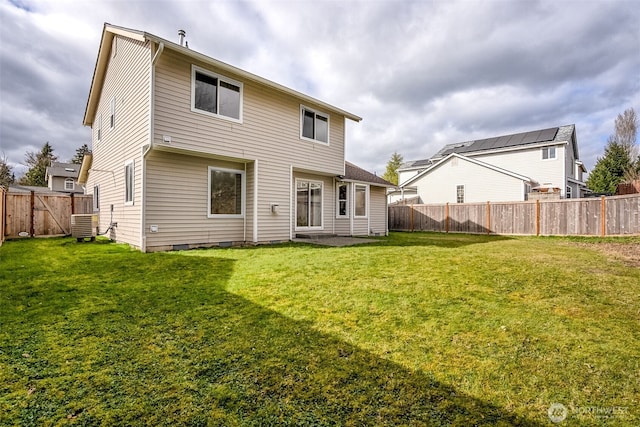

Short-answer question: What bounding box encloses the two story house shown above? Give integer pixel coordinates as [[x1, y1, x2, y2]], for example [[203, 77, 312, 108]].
[[80, 24, 392, 252], [394, 125, 587, 204], [45, 162, 83, 194]]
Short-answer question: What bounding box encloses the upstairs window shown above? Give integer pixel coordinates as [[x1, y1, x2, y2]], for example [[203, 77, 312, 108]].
[[301, 106, 329, 143], [97, 113, 102, 142], [110, 98, 116, 129], [192, 66, 242, 121], [542, 146, 556, 160], [64, 178, 74, 191]]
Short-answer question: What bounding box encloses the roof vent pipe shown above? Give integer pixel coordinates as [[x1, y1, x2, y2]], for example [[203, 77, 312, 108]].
[[178, 29, 186, 46]]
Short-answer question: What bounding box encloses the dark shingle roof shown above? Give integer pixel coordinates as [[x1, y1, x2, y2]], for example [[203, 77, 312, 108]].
[[400, 124, 576, 170], [344, 162, 395, 187], [45, 162, 80, 178], [432, 125, 573, 159]]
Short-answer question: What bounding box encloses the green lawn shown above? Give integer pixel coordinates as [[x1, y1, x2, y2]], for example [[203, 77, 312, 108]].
[[1, 233, 638, 426]]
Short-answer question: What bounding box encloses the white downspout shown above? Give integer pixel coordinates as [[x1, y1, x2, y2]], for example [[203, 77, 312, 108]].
[[140, 41, 164, 252], [290, 165, 293, 240], [243, 162, 247, 243], [349, 183, 354, 236], [253, 159, 258, 243], [367, 185, 370, 236]]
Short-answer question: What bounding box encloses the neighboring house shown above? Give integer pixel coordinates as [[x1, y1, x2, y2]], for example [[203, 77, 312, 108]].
[[80, 23, 392, 252], [45, 162, 83, 194], [396, 125, 588, 204]]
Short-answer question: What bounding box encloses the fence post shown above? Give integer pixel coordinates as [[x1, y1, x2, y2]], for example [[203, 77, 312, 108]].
[[410, 204, 414, 232], [601, 195, 606, 237], [535, 199, 540, 236], [70, 193, 75, 215], [486, 201, 491, 234], [445, 203, 449, 233], [30, 191, 35, 237]]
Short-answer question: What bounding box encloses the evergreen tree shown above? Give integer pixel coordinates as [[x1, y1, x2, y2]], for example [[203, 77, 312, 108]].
[[71, 144, 91, 164], [18, 142, 58, 187], [0, 154, 15, 189], [586, 138, 631, 194], [382, 152, 404, 185]]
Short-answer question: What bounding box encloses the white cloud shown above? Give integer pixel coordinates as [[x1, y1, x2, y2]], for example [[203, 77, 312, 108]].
[[1, 0, 639, 179]]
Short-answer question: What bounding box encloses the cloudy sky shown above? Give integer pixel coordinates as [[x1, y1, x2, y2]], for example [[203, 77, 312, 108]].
[[1, 0, 638, 178]]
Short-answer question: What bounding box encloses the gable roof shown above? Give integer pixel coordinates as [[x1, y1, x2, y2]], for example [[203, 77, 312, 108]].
[[401, 124, 576, 170], [84, 23, 362, 126], [45, 162, 80, 178], [343, 162, 396, 188], [401, 153, 531, 188]]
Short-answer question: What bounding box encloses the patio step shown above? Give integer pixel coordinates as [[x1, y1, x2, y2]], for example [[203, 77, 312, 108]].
[[295, 233, 338, 239]]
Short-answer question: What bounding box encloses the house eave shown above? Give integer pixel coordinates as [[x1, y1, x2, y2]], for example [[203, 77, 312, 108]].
[[84, 23, 362, 126], [401, 153, 532, 187], [338, 178, 397, 188]]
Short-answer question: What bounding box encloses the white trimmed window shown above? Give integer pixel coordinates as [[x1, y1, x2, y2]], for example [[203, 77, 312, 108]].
[[301, 106, 329, 143], [64, 178, 74, 191], [93, 185, 100, 212], [354, 184, 368, 217], [296, 180, 323, 229], [337, 183, 348, 218], [124, 160, 134, 205], [208, 167, 245, 217], [192, 66, 242, 122], [456, 185, 465, 203], [110, 98, 116, 129], [542, 146, 556, 160]]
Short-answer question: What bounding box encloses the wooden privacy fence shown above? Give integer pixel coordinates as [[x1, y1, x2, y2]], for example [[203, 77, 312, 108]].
[[0, 188, 6, 245], [389, 194, 640, 236], [2, 191, 93, 240]]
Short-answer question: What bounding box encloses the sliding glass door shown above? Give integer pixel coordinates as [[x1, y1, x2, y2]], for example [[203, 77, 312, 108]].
[[296, 180, 322, 229]]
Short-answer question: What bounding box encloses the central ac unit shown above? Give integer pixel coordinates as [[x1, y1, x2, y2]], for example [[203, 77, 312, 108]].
[[71, 214, 99, 241]]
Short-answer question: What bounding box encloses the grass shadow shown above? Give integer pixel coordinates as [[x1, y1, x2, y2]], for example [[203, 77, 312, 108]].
[[1, 238, 542, 425]]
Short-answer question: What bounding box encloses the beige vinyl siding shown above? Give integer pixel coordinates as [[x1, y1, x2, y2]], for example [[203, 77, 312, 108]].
[[85, 36, 151, 248], [254, 159, 291, 242], [416, 157, 526, 203], [144, 151, 252, 249], [369, 186, 387, 235], [152, 48, 349, 242], [153, 49, 345, 175], [352, 218, 368, 236], [334, 219, 351, 236]]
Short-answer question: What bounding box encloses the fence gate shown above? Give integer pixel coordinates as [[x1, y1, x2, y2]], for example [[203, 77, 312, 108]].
[[4, 192, 93, 239]]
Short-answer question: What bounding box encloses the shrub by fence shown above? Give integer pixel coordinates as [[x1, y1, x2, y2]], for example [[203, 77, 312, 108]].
[[389, 194, 640, 236], [2, 190, 93, 240]]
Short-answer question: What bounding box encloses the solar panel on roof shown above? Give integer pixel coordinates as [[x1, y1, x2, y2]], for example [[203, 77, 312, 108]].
[[495, 135, 512, 147], [521, 131, 540, 144], [508, 132, 526, 146], [539, 127, 559, 141]]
